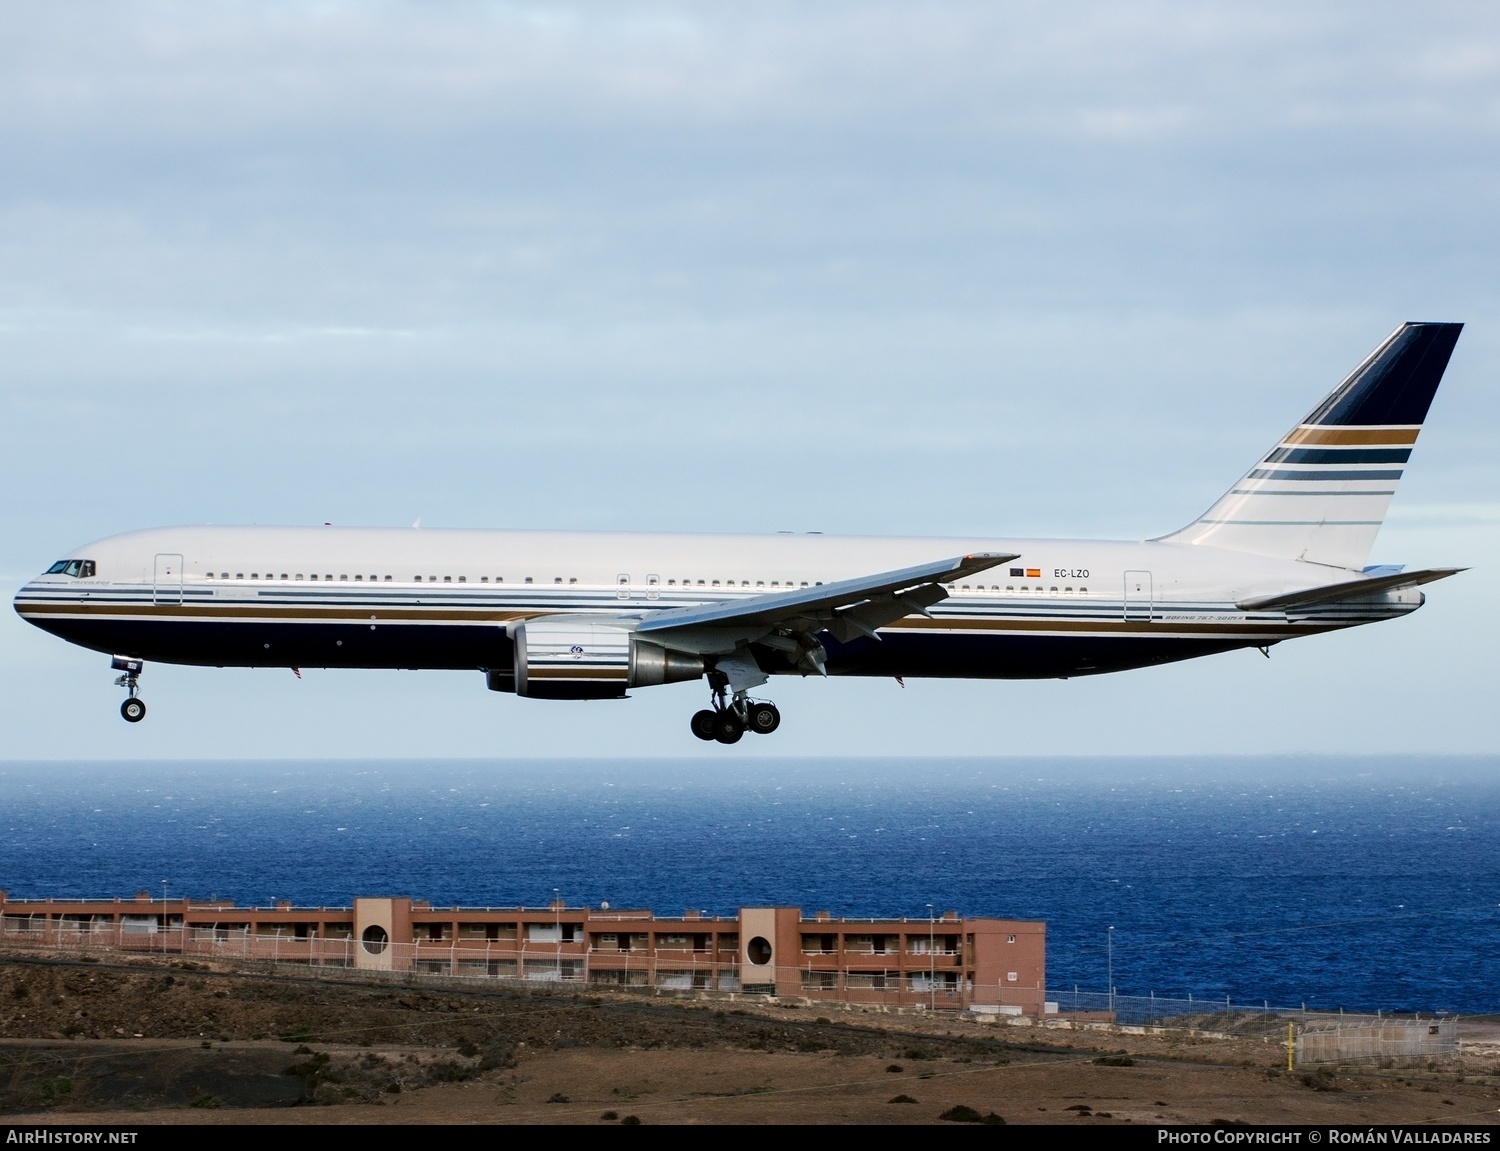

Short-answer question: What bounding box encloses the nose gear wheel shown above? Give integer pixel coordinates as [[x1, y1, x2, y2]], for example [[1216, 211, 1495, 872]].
[[111, 656, 145, 723]]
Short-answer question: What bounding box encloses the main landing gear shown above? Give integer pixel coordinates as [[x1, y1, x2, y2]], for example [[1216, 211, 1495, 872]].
[[112, 656, 146, 723], [690, 676, 781, 745]]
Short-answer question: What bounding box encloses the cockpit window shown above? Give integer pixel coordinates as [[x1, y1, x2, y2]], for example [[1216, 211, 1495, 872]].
[[46, 560, 95, 578]]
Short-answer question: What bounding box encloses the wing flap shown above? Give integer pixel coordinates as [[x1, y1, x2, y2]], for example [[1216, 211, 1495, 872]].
[[1237, 566, 1464, 612], [635, 551, 1017, 639]]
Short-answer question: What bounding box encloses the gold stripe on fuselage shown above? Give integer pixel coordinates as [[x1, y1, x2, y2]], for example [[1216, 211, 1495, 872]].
[[15, 601, 530, 623], [880, 616, 1331, 637], [16, 599, 1332, 639]]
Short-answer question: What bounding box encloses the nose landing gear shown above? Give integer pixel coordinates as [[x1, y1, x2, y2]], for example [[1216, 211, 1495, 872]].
[[112, 656, 146, 723], [689, 678, 780, 744]]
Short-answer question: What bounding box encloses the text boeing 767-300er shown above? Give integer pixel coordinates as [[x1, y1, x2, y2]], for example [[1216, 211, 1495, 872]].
[[15, 322, 1466, 743]]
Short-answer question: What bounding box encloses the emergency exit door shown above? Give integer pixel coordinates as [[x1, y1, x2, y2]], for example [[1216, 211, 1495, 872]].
[[153, 553, 184, 605], [1123, 570, 1153, 621]]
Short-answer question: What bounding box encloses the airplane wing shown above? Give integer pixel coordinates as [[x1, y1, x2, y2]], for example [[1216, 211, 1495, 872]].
[[633, 551, 1017, 674], [1237, 567, 1464, 613]]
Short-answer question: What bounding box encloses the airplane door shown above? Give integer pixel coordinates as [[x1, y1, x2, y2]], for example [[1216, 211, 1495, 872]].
[[154, 553, 184, 605], [1123, 570, 1152, 622]]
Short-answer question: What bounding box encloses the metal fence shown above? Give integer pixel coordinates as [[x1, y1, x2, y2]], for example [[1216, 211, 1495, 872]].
[[1046, 987, 1294, 1028], [1296, 1018, 1457, 1065], [1040, 988, 1459, 1064]]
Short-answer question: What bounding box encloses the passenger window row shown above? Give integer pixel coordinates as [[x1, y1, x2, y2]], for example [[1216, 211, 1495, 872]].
[[206, 572, 396, 582], [663, 579, 811, 588], [948, 583, 1090, 596], [193, 573, 842, 593]]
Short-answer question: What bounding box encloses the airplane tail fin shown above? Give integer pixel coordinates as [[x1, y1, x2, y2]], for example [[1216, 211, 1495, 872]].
[[1160, 321, 1462, 570]]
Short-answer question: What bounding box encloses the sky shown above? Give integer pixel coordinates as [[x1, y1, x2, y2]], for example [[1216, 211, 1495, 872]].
[[1, 1, 1497, 759]]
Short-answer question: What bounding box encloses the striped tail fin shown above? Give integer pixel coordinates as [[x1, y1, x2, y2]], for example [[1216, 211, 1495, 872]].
[[1161, 322, 1462, 570]]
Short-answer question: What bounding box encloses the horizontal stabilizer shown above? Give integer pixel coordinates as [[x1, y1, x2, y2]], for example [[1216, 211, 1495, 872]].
[[1237, 567, 1464, 612]]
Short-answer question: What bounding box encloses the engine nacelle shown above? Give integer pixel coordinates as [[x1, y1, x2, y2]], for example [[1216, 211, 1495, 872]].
[[510, 619, 704, 699]]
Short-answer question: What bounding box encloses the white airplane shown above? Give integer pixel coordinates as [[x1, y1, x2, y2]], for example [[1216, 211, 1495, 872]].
[[15, 322, 1464, 744]]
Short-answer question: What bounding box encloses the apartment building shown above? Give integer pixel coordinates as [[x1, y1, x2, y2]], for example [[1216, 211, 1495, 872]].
[[0, 891, 1045, 1014]]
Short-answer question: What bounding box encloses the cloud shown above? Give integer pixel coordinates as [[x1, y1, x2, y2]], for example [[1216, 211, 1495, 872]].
[[0, 2, 1497, 756], [3, 3, 1498, 144]]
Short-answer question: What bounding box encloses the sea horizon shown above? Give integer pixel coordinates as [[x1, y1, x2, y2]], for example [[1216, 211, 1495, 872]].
[[3, 754, 1497, 1015]]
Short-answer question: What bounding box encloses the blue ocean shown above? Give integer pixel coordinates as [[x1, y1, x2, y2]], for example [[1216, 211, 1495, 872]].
[[2, 756, 1497, 1015]]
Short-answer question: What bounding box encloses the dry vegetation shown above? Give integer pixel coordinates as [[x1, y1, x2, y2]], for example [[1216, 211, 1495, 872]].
[[2, 950, 1498, 1125]]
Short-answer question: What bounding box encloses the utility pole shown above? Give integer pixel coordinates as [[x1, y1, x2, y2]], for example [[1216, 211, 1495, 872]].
[[1107, 926, 1115, 1016], [554, 888, 561, 980], [162, 880, 169, 956]]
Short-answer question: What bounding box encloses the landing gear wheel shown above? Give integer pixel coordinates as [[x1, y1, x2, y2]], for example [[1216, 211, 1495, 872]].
[[712, 712, 744, 744], [747, 702, 781, 735], [120, 698, 146, 723], [690, 709, 718, 741]]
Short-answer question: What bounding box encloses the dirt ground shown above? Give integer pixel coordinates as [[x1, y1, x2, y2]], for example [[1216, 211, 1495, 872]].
[[2, 949, 1497, 1125]]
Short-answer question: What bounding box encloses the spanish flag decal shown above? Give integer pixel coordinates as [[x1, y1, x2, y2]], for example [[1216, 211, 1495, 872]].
[[1025, 568, 1041, 578]]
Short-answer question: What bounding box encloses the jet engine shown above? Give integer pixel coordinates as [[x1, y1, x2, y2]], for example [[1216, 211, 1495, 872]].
[[502, 618, 704, 699]]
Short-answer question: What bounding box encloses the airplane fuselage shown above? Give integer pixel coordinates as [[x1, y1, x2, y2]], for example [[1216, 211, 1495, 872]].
[[14, 524, 1422, 683]]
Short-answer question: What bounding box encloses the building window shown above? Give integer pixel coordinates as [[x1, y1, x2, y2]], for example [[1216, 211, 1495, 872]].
[[1007, 935, 1016, 943]]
